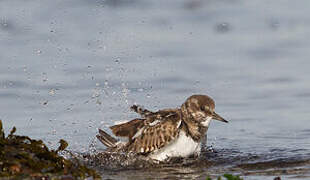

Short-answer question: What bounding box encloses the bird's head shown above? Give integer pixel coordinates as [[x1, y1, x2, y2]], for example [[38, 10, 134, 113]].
[[181, 94, 228, 127]]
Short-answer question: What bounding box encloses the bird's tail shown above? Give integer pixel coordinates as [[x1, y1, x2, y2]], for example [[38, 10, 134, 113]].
[[96, 129, 118, 148]]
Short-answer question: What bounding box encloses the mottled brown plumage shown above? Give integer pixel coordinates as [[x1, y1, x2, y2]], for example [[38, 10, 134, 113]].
[[97, 94, 228, 160]]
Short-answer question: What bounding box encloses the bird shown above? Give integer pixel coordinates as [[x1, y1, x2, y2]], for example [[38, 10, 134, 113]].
[[96, 94, 228, 161]]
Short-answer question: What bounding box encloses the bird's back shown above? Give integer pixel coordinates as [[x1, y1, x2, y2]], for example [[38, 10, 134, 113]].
[[110, 108, 183, 154]]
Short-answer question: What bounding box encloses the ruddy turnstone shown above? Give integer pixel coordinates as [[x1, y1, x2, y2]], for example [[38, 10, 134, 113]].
[[97, 94, 228, 161]]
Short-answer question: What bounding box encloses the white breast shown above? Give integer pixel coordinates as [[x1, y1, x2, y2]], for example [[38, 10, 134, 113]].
[[148, 130, 201, 161]]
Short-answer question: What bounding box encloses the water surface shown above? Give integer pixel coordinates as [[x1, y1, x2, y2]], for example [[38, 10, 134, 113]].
[[1, 0, 310, 179]]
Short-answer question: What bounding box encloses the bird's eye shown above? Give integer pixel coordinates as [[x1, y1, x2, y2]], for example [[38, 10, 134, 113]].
[[200, 106, 205, 111]]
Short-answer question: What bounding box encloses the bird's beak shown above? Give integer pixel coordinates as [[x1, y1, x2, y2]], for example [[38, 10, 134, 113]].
[[212, 112, 228, 123]]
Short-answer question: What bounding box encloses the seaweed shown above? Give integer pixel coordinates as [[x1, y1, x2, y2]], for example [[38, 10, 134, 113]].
[[0, 120, 101, 179], [206, 174, 243, 180]]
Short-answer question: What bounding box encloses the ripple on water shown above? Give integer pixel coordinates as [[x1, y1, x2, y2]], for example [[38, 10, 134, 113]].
[[74, 147, 310, 179]]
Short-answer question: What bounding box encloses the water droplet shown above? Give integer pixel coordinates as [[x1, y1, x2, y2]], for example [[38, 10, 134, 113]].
[[52, 129, 56, 135], [42, 72, 48, 82], [146, 94, 151, 98], [49, 89, 56, 95], [42, 100, 48, 105], [194, 80, 200, 86], [96, 99, 102, 105], [115, 57, 120, 64], [104, 80, 109, 86], [92, 89, 101, 98], [269, 19, 280, 30], [215, 22, 231, 33], [36, 50, 42, 55]]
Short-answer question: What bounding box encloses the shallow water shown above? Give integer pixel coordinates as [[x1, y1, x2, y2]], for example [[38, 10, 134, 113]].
[[1, 0, 310, 179]]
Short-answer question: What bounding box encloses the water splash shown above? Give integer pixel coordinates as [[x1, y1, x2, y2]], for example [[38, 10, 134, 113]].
[[74, 147, 310, 179]]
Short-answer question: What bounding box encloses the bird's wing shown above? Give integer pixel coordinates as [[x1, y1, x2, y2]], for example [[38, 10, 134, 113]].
[[110, 118, 145, 140], [130, 105, 155, 118], [111, 106, 180, 140], [96, 129, 118, 147], [126, 115, 182, 154], [130, 105, 179, 119]]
